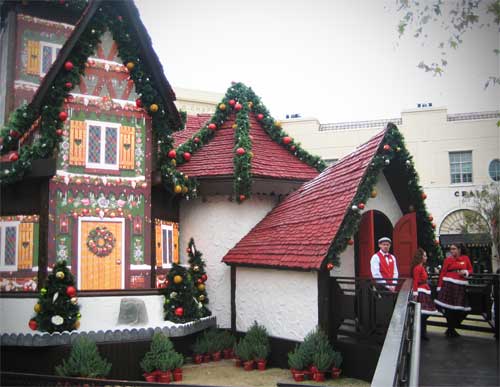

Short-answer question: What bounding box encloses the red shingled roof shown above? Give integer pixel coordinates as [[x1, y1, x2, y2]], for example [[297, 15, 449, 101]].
[[222, 128, 387, 270], [175, 113, 319, 181]]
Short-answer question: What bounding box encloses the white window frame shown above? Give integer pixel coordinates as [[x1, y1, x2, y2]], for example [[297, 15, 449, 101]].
[[161, 224, 174, 268], [489, 159, 500, 182], [0, 221, 19, 271], [39, 41, 62, 76], [449, 150, 473, 184], [85, 120, 121, 170]]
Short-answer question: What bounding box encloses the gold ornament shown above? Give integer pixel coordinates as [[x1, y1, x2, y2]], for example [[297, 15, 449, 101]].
[[182, 186, 188, 194], [70, 297, 78, 305], [74, 320, 80, 329], [126, 62, 135, 71], [171, 159, 177, 166], [149, 104, 159, 113], [274, 121, 282, 127], [219, 103, 226, 111], [248, 151, 254, 158], [77, 312, 81, 319], [34, 303, 41, 313], [174, 185, 182, 194], [197, 284, 205, 291], [193, 265, 200, 272], [55, 271, 65, 280], [248, 101, 253, 108], [370, 190, 377, 198], [199, 295, 205, 301], [184, 175, 189, 181], [174, 275, 183, 284], [232, 124, 238, 129]]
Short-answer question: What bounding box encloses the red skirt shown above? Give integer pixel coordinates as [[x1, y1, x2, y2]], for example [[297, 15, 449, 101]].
[[435, 280, 471, 311], [415, 290, 440, 315]]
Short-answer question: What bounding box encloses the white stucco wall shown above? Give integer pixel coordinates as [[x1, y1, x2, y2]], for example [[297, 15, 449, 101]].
[[235, 267, 318, 341], [179, 195, 277, 329], [363, 172, 403, 226]]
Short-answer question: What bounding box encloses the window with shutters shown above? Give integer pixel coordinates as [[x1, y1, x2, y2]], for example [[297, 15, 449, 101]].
[[161, 224, 174, 267], [85, 121, 120, 170], [0, 222, 19, 271], [40, 42, 62, 76], [155, 221, 179, 268]]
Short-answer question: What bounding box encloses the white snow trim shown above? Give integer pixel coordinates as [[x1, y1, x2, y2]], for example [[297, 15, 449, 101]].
[[442, 277, 469, 286], [130, 264, 151, 270], [434, 299, 471, 311], [421, 309, 441, 316], [55, 171, 146, 182]]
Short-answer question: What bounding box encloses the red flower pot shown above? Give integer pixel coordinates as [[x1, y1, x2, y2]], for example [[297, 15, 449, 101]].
[[309, 365, 318, 374], [158, 370, 171, 383], [223, 349, 233, 359], [194, 354, 203, 364], [302, 369, 312, 380], [173, 368, 183, 382], [257, 359, 267, 371], [212, 351, 222, 361], [203, 354, 211, 363], [235, 358, 242, 367], [243, 360, 255, 371], [292, 372, 305, 382], [331, 367, 342, 378], [143, 372, 156, 382], [313, 371, 325, 382]]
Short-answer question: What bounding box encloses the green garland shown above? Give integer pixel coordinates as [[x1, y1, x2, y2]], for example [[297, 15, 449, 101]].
[[0, 1, 196, 198], [324, 123, 443, 268], [174, 82, 326, 202]]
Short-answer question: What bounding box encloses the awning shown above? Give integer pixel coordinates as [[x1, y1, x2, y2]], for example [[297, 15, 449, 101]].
[[439, 233, 491, 247]]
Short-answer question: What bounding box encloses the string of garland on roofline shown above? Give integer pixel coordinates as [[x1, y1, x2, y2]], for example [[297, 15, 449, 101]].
[[324, 123, 443, 270], [172, 82, 327, 202], [0, 1, 193, 198]]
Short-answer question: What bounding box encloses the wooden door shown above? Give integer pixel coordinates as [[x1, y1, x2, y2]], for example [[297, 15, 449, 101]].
[[80, 220, 123, 290], [357, 211, 374, 278], [393, 212, 417, 277]]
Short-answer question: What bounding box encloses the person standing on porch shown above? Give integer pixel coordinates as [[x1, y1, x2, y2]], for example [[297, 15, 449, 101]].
[[370, 237, 399, 292], [435, 243, 472, 338], [411, 248, 440, 340]]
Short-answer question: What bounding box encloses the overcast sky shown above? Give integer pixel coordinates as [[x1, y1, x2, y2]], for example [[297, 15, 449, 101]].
[[136, 0, 500, 123]]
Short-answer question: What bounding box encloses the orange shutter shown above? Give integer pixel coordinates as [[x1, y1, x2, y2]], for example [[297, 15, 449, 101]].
[[69, 120, 86, 166], [173, 223, 179, 264], [26, 40, 40, 75], [155, 222, 162, 267], [119, 126, 135, 169], [17, 222, 34, 270]]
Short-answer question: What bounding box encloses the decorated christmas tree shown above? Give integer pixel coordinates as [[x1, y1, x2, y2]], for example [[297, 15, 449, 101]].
[[29, 260, 80, 333], [163, 264, 201, 323], [187, 238, 211, 317]]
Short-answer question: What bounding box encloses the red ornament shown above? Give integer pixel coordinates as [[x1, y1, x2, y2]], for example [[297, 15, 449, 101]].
[[197, 278, 203, 284], [234, 103, 243, 111], [283, 136, 292, 145], [194, 137, 200, 144], [208, 123, 217, 131], [236, 147, 245, 156], [0, 137, 3, 145], [326, 263, 334, 271], [28, 319, 38, 331], [358, 202, 365, 209], [432, 222, 436, 229], [183, 152, 191, 161], [64, 61, 74, 71], [239, 194, 246, 202], [229, 99, 236, 106], [257, 113, 264, 121], [347, 239, 354, 245], [64, 82, 73, 89], [290, 145, 296, 152], [9, 152, 19, 162], [175, 307, 184, 317], [55, 129, 63, 136], [435, 239, 440, 245], [168, 150, 176, 159], [9, 129, 20, 138], [421, 193, 427, 200], [201, 274, 208, 282], [428, 215, 433, 221], [59, 111, 68, 121], [66, 286, 77, 297], [383, 144, 391, 151], [135, 98, 142, 108]]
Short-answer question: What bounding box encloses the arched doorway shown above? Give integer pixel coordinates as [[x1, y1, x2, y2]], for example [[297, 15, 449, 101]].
[[439, 209, 492, 272]]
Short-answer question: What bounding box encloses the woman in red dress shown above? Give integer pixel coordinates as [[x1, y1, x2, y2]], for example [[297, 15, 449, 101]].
[[435, 243, 472, 337], [411, 248, 439, 340]]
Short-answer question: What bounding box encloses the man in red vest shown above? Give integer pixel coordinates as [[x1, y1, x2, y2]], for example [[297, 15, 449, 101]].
[[370, 237, 399, 292]]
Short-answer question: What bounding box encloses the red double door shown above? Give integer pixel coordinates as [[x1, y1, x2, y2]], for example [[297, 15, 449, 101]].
[[357, 211, 417, 278]]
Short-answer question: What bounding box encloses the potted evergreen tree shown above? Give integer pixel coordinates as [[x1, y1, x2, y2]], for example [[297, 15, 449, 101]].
[[192, 335, 206, 364], [156, 352, 172, 383], [237, 340, 254, 371], [221, 331, 236, 359], [141, 332, 183, 382], [331, 351, 343, 378], [254, 344, 270, 371], [140, 352, 157, 382], [288, 347, 306, 381], [171, 352, 184, 381]]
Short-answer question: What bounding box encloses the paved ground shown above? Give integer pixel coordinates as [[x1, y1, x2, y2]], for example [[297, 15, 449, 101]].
[[419, 324, 499, 386]]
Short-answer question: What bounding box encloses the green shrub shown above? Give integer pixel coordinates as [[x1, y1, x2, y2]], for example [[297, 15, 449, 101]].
[[235, 340, 252, 362], [192, 334, 208, 355], [312, 349, 334, 372], [220, 331, 236, 350], [253, 344, 270, 361], [288, 347, 306, 370], [141, 332, 183, 373], [300, 328, 329, 367], [151, 332, 174, 354], [171, 352, 184, 370], [156, 352, 172, 372], [332, 351, 343, 368], [55, 337, 111, 378], [244, 321, 270, 360]]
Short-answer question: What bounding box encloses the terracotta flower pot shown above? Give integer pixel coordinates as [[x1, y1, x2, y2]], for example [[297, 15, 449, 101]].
[[292, 372, 305, 382], [173, 368, 183, 382], [143, 372, 156, 382], [235, 358, 242, 367], [257, 359, 267, 371], [223, 349, 233, 359], [313, 371, 325, 382], [331, 367, 342, 378], [203, 354, 211, 363], [309, 365, 318, 374], [243, 360, 255, 371], [212, 351, 222, 361], [194, 354, 203, 364], [158, 370, 171, 383]]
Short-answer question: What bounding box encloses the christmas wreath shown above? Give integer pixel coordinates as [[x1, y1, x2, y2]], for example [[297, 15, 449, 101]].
[[86, 227, 115, 257]]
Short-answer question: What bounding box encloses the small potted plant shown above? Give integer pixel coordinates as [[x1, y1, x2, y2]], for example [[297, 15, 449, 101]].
[[331, 351, 343, 379], [140, 352, 157, 382], [156, 352, 172, 383], [254, 344, 269, 371], [312, 349, 334, 382], [192, 337, 205, 364], [221, 331, 236, 359], [236, 341, 254, 371], [171, 352, 184, 382], [288, 347, 306, 382]]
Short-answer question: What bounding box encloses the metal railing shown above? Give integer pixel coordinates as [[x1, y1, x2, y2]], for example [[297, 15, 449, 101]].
[[371, 279, 420, 387]]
